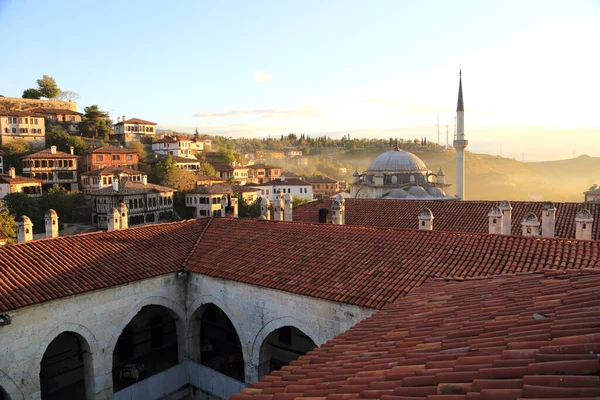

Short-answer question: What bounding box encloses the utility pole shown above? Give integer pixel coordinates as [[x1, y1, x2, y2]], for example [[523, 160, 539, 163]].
[[446, 125, 449, 147]]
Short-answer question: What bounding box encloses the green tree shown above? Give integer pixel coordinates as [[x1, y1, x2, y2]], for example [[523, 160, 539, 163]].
[[202, 162, 216, 176], [292, 195, 309, 208], [3, 193, 42, 229], [45, 124, 88, 154], [36, 75, 60, 99], [0, 209, 17, 244], [152, 155, 197, 191], [217, 148, 236, 164], [22, 88, 41, 99], [2, 139, 30, 155], [127, 141, 146, 159], [235, 194, 262, 218], [80, 105, 113, 140]]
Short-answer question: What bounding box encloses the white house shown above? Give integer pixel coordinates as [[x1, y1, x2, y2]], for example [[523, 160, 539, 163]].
[[249, 176, 313, 202], [152, 135, 195, 159]]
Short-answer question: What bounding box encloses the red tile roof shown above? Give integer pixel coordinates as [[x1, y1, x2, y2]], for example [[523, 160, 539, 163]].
[[114, 118, 157, 125], [0, 219, 209, 312], [85, 145, 138, 155], [235, 270, 600, 400], [185, 218, 600, 309], [294, 199, 600, 240], [266, 177, 311, 186], [28, 107, 83, 116], [80, 167, 143, 177], [1, 218, 600, 313], [154, 135, 192, 144], [22, 148, 79, 159], [0, 111, 45, 117], [0, 174, 43, 185]]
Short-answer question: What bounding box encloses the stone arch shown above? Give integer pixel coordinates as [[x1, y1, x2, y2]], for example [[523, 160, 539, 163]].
[[251, 316, 320, 380], [106, 296, 186, 361], [36, 327, 97, 400], [187, 296, 246, 382], [0, 369, 24, 400], [108, 296, 186, 392]]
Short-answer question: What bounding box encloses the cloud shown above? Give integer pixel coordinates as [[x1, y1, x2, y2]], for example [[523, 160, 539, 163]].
[[254, 70, 272, 83], [193, 106, 322, 119]]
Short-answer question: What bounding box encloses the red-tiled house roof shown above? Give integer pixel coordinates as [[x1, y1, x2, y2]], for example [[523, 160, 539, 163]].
[[1, 218, 600, 313], [294, 199, 600, 240], [84, 145, 138, 155], [0, 219, 209, 312], [22, 148, 79, 159], [114, 118, 157, 125], [235, 270, 600, 400], [185, 219, 600, 309]]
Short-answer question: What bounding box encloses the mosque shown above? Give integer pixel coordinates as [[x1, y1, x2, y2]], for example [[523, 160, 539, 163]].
[[351, 71, 467, 200]]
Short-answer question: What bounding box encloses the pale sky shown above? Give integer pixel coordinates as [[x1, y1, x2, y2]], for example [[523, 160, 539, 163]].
[[1, 0, 599, 160]]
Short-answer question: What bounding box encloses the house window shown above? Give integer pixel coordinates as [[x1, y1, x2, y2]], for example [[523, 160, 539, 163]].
[[24, 118, 28, 124], [12, 128, 16, 133], [97, 155, 103, 161], [35, 118, 38, 124], [4, 128, 7, 133], [18, 118, 22, 123], [126, 155, 133, 161], [112, 155, 120, 161]]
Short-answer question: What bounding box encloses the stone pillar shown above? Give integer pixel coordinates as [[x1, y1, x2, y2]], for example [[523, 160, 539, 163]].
[[17, 215, 33, 242], [541, 201, 556, 238], [418, 208, 433, 231], [521, 213, 540, 237], [283, 193, 293, 222], [488, 205, 503, 235], [119, 202, 128, 229], [230, 197, 239, 218], [575, 207, 593, 240], [273, 192, 284, 221], [44, 209, 59, 238], [499, 200, 512, 235], [220, 196, 228, 217], [107, 208, 120, 231]]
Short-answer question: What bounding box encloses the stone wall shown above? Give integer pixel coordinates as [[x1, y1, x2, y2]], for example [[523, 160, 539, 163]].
[[0, 97, 78, 112], [0, 272, 375, 399]]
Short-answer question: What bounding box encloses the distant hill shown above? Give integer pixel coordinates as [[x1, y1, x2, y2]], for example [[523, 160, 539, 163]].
[[331, 148, 599, 202]]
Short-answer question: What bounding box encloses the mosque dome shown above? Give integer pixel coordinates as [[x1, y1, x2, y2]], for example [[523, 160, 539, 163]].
[[427, 187, 446, 198], [366, 148, 427, 172], [408, 186, 427, 198], [386, 188, 409, 199]]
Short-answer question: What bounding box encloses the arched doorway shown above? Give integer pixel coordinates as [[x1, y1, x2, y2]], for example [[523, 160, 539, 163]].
[[195, 304, 244, 382], [112, 305, 179, 391], [259, 326, 317, 378], [39, 332, 93, 400]]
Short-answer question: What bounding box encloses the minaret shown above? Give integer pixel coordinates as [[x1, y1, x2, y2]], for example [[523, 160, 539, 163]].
[[453, 70, 468, 199]]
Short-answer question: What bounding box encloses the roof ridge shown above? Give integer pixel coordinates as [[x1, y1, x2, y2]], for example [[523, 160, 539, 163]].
[[182, 217, 214, 269]]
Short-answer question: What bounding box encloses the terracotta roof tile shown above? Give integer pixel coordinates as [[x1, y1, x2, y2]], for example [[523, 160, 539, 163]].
[[294, 199, 600, 240], [22, 148, 79, 159], [241, 271, 600, 399]]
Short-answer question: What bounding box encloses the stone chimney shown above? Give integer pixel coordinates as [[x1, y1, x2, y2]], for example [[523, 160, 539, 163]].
[[260, 197, 270, 220], [142, 175, 148, 185], [521, 213, 540, 237], [352, 170, 360, 184], [107, 208, 120, 231], [575, 207, 593, 240], [331, 194, 345, 225], [487, 205, 503, 235], [220, 196, 228, 217], [273, 191, 284, 221], [281, 175, 286, 182], [50, 146, 57, 155], [541, 201, 556, 238], [98, 178, 103, 189], [418, 208, 433, 231], [8, 167, 15, 179], [17, 215, 33, 243], [119, 202, 128, 229], [499, 200, 512, 235], [122, 115, 126, 123], [112, 178, 119, 192], [283, 193, 293, 221], [230, 197, 239, 218], [70, 146, 74, 155], [44, 209, 59, 239], [374, 171, 384, 186]]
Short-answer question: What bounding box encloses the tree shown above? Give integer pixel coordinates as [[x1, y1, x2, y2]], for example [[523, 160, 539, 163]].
[[202, 162, 216, 176], [292, 195, 309, 208], [80, 105, 113, 140], [22, 88, 41, 99], [235, 194, 262, 218], [36, 75, 60, 99], [2, 139, 30, 155], [217, 148, 236, 164], [127, 141, 146, 159], [56, 90, 80, 101], [45, 124, 88, 154], [0, 210, 17, 244], [152, 155, 197, 191], [3, 193, 42, 229]]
